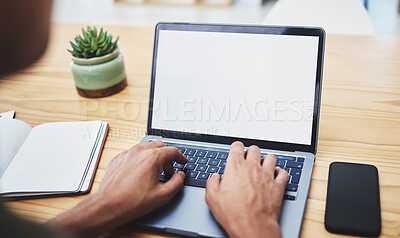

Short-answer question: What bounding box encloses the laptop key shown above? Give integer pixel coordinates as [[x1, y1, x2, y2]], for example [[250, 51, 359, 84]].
[[186, 171, 198, 178], [283, 195, 296, 200], [196, 165, 208, 172], [177, 148, 186, 154], [207, 166, 219, 173], [205, 151, 218, 158], [208, 159, 219, 166], [216, 153, 228, 160], [195, 150, 207, 157], [276, 159, 286, 167], [291, 173, 300, 184], [286, 161, 303, 169], [184, 163, 196, 170], [173, 163, 184, 169], [297, 157, 305, 162], [219, 160, 227, 167], [197, 158, 208, 164], [284, 167, 291, 173], [218, 167, 225, 174], [187, 156, 197, 163], [285, 184, 298, 192], [184, 149, 196, 156], [275, 155, 296, 161], [185, 178, 207, 188], [290, 168, 302, 176], [198, 172, 210, 180]]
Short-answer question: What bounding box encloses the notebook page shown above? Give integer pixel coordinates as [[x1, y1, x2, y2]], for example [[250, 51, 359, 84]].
[[0, 119, 32, 177], [0, 121, 101, 194]]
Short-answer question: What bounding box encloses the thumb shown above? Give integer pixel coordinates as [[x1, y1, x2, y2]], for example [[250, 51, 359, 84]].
[[274, 167, 289, 190], [205, 173, 221, 206], [159, 171, 185, 204]]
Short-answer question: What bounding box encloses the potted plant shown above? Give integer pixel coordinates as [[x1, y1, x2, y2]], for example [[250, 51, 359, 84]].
[[68, 26, 127, 98]]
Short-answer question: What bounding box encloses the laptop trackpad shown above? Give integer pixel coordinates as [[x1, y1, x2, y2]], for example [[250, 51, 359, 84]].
[[134, 186, 226, 237]]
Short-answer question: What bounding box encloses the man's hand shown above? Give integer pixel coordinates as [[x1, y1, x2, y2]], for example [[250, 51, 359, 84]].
[[47, 140, 188, 237], [205, 141, 289, 238], [97, 140, 188, 221]]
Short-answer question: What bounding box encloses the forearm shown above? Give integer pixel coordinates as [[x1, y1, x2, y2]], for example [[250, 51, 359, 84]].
[[46, 193, 123, 238]]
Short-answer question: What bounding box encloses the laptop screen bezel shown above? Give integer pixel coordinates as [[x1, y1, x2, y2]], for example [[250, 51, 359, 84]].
[[146, 22, 325, 154]]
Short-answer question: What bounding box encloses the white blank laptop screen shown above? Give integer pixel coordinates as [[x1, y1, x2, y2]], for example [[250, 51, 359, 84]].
[[152, 30, 319, 145]]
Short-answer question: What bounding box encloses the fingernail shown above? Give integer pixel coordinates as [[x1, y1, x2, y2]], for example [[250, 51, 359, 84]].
[[179, 171, 185, 178]]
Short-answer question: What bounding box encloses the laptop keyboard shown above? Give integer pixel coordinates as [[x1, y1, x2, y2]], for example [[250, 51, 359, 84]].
[[159, 143, 304, 200]]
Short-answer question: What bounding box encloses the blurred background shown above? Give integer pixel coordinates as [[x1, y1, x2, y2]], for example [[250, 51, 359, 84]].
[[52, 0, 400, 36]]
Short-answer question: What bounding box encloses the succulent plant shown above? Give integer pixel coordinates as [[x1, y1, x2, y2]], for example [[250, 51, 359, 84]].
[[68, 26, 119, 59]]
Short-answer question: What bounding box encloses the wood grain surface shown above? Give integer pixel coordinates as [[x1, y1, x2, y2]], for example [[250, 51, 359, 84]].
[[0, 24, 399, 237]]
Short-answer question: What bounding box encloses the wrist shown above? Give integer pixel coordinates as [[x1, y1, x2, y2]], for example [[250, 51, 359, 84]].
[[47, 193, 122, 238], [225, 215, 281, 238]]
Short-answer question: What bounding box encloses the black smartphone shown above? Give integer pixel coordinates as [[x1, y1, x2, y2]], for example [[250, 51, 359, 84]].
[[325, 162, 381, 237]]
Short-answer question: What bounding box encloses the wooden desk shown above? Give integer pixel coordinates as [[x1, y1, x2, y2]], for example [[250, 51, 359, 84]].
[[1, 24, 399, 237]]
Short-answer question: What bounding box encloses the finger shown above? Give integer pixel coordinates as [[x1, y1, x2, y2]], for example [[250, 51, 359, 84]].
[[143, 140, 165, 149], [159, 171, 185, 203], [274, 167, 289, 190], [226, 141, 245, 166], [206, 173, 221, 194], [154, 146, 188, 166], [245, 145, 261, 165], [206, 173, 221, 205], [163, 161, 174, 175], [262, 154, 277, 176], [130, 140, 165, 153]]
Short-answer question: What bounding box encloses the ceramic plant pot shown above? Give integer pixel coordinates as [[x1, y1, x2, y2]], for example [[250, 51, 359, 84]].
[[71, 48, 127, 98]]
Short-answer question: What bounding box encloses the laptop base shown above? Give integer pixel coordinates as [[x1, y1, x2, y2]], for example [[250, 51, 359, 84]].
[[134, 136, 313, 238]]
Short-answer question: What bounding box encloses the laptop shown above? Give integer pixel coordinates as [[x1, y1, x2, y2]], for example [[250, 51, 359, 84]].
[[136, 22, 325, 238]]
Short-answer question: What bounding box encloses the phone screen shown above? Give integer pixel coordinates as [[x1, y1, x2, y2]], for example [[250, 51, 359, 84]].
[[325, 162, 381, 237]]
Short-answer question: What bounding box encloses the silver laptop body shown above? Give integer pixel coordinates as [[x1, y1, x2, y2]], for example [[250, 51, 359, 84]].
[[135, 22, 325, 238]]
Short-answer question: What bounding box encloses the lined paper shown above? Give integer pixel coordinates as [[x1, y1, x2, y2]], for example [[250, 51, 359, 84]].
[[0, 119, 32, 177], [0, 121, 101, 194]]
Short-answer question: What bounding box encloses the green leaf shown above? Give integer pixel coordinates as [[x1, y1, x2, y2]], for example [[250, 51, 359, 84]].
[[112, 36, 119, 47], [68, 49, 83, 58], [76, 40, 84, 49], [102, 45, 114, 55], [101, 43, 110, 52], [81, 28, 86, 38], [98, 31, 106, 44], [91, 37, 98, 51], [78, 38, 90, 48], [98, 28, 104, 39], [104, 34, 111, 44], [98, 40, 106, 48], [84, 48, 94, 58], [93, 26, 98, 38], [78, 35, 89, 45], [98, 35, 108, 48], [70, 41, 82, 53], [95, 49, 102, 57]]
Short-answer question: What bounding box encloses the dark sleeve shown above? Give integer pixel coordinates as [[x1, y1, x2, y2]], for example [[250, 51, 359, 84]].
[[0, 202, 70, 238]]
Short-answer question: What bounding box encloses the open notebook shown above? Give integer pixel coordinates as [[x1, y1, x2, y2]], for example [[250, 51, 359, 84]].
[[0, 119, 108, 199]]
